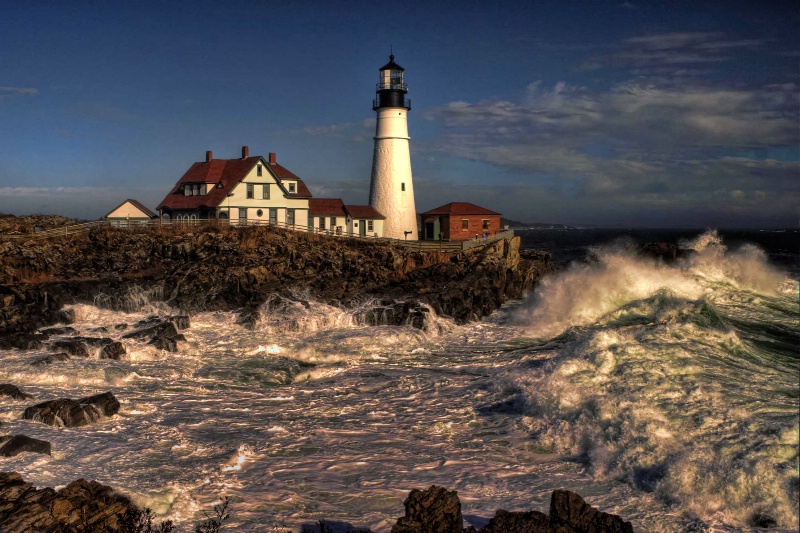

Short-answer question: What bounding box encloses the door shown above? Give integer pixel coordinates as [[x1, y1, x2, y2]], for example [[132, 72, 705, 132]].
[[238, 208, 247, 225], [359, 220, 366, 237]]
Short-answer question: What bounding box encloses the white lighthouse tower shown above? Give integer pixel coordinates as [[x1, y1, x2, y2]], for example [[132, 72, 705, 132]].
[[369, 55, 417, 240]]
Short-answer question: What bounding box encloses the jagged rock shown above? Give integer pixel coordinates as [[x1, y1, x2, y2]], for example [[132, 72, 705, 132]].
[[391, 487, 634, 533], [0, 385, 30, 401], [0, 471, 136, 532], [30, 353, 70, 367], [548, 489, 634, 533], [22, 392, 120, 428], [99, 341, 126, 360], [481, 509, 549, 532], [121, 318, 178, 341], [391, 485, 463, 533], [0, 435, 51, 457], [48, 339, 89, 357], [1, 225, 555, 336]]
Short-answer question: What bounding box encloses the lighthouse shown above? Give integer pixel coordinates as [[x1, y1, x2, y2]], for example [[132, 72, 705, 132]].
[[369, 55, 417, 240]]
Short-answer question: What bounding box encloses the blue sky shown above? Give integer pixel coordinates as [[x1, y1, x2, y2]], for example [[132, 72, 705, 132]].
[[1, 0, 797, 227]]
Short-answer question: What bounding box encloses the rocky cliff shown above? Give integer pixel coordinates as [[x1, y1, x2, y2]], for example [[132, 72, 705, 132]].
[[1, 222, 556, 334]]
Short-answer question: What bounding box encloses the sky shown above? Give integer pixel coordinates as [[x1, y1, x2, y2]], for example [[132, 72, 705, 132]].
[[1, 0, 798, 228]]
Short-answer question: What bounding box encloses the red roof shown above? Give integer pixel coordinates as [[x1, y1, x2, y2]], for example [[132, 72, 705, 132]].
[[157, 155, 312, 211], [309, 198, 347, 217], [345, 205, 385, 219], [420, 202, 501, 217]]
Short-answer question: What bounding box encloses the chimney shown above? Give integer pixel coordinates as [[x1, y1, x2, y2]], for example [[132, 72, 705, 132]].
[[205, 150, 213, 163], [269, 152, 276, 164], [242, 145, 249, 158]]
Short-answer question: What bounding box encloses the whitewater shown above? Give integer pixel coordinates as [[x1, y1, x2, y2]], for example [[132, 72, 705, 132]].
[[0, 231, 797, 532]]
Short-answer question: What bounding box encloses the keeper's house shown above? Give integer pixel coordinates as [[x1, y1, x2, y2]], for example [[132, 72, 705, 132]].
[[420, 202, 501, 241], [156, 147, 312, 227], [105, 199, 158, 227]]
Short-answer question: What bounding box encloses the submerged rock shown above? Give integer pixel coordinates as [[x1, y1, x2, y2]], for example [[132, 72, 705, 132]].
[[0, 385, 30, 401], [30, 352, 70, 367], [0, 435, 51, 457], [481, 509, 549, 532], [99, 341, 126, 360], [22, 391, 120, 428]]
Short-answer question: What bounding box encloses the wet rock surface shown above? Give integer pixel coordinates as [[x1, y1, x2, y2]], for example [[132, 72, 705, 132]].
[[0, 471, 136, 532], [0, 385, 30, 401], [22, 391, 121, 428], [0, 435, 51, 457]]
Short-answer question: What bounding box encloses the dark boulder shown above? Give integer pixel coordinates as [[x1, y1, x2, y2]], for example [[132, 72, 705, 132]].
[[22, 392, 120, 428], [121, 318, 178, 341], [549, 489, 634, 533], [0, 385, 30, 401], [0, 435, 51, 457], [0, 333, 47, 350], [391, 485, 463, 533], [0, 472, 137, 532], [481, 509, 549, 532], [48, 339, 89, 357], [30, 353, 70, 367], [390, 487, 635, 533], [99, 341, 126, 360]]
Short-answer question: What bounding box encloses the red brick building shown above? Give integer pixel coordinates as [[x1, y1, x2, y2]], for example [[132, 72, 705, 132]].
[[420, 202, 501, 241]]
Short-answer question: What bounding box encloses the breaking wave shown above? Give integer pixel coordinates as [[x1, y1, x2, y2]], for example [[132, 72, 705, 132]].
[[508, 230, 799, 528]]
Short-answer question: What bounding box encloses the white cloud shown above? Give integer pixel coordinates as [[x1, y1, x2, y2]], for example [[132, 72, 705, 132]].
[[0, 86, 38, 99]]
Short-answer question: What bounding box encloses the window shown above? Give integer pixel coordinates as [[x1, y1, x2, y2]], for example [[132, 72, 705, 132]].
[[401, 183, 405, 191], [269, 208, 277, 225], [286, 209, 295, 226], [256, 209, 263, 217], [262, 184, 270, 199], [288, 183, 296, 193], [330, 216, 336, 227], [367, 220, 374, 232], [482, 219, 490, 229], [257, 164, 262, 177], [461, 219, 469, 230], [247, 184, 254, 199], [319, 217, 326, 230]]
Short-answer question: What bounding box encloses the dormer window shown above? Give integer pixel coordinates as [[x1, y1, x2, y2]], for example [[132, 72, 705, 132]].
[[288, 183, 296, 193], [183, 183, 206, 196]]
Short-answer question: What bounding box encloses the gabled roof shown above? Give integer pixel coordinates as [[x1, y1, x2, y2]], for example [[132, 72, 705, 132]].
[[105, 199, 157, 219], [309, 198, 347, 217], [345, 205, 385, 220], [157, 154, 312, 211], [420, 202, 501, 217]]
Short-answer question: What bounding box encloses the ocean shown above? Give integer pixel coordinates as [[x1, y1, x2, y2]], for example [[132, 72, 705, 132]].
[[0, 229, 797, 532]]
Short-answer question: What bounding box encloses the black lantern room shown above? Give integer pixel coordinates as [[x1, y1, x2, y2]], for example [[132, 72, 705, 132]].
[[373, 55, 410, 110]]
